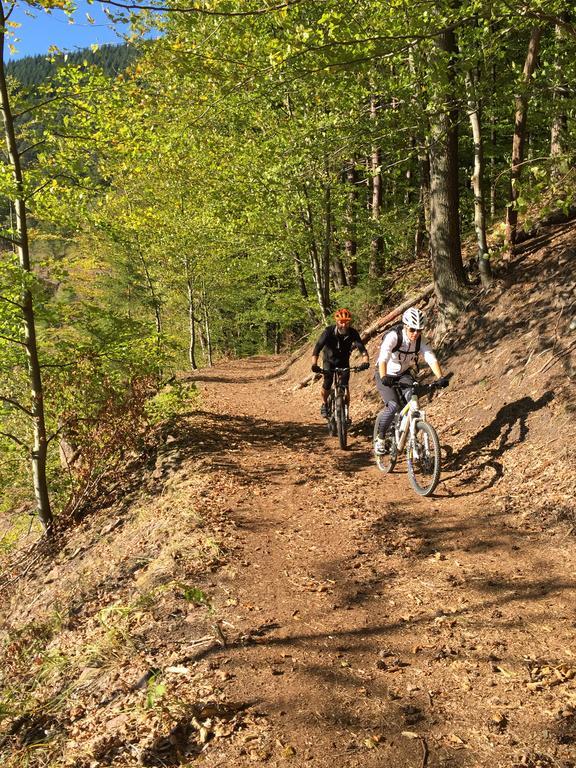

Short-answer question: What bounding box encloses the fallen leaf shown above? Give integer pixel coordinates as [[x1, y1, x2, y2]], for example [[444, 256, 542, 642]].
[[494, 665, 514, 678], [165, 665, 190, 675]]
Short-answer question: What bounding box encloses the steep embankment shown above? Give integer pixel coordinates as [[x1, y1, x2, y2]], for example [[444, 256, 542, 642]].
[[0, 225, 575, 768]]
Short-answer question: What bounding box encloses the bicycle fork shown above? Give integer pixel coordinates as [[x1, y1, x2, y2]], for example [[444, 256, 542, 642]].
[[395, 401, 425, 454]]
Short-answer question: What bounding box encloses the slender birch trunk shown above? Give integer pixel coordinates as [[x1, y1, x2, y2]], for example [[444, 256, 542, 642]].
[[505, 27, 542, 250], [0, 4, 53, 534], [344, 159, 358, 287], [301, 188, 329, 321], [185, 257, 197, 370], [321, 181, 331, 310], [369, 91, 384, 278], [466, 71, 492, 287], [550, 15, 570, 178], [201, 280, 213, 367]]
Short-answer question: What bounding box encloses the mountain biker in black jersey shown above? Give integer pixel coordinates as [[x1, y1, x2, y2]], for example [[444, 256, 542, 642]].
[[311, 308, 370, 418], [374, 307, 448, 453]]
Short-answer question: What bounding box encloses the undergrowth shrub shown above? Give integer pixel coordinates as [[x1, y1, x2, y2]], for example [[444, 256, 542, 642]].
[[61, 375, 157, 522], [145, 382, 198, 424]]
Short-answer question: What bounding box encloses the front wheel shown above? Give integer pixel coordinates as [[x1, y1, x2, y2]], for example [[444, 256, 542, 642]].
[[373, 409, 396, 473], [406, 420, 441, 496], [335, 395, 347, 449], [326, 393, 336, 436]]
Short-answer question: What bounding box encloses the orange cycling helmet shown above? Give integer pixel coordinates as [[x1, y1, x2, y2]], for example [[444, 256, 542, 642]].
[[334, 308, 352, 323]]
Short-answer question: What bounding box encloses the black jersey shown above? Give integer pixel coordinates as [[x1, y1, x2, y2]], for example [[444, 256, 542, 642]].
[[312, 325, 367, 365]]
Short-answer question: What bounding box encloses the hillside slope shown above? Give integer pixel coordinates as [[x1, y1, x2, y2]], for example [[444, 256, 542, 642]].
[[0, 224, 575, 768]]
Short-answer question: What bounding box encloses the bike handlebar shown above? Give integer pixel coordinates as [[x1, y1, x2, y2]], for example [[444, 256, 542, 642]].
[[386, 376, 450, 395], [319, 365, 364, 374]]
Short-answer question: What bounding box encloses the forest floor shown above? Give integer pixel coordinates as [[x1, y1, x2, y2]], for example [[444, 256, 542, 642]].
[[1, 223, 576, 768]]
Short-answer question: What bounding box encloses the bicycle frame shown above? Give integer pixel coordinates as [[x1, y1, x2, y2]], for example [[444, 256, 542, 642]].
[[394, 391, 425, 452], [331, 369, 348, 399], [320, 365, 363, 449]]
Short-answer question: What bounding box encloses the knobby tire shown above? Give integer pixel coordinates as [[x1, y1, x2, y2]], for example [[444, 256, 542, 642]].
[[373, 408, 396, 473], [406, 420, 441, 496], [335, 395, 347, 449]]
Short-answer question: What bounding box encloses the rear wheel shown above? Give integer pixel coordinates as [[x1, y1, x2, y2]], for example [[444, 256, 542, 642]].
[[373, 409, 396, 473], [406, 420, 441, 496], [335, 395, 347, 449]]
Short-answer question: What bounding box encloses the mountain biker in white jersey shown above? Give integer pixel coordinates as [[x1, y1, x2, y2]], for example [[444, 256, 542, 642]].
[[374, 307, 448, 454]]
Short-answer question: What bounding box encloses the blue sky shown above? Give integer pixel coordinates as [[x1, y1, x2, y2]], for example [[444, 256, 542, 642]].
[[7, 1, 134, 60]]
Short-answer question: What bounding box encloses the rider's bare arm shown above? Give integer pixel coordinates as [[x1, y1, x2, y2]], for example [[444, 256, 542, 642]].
[[422, 349, 443, 378]]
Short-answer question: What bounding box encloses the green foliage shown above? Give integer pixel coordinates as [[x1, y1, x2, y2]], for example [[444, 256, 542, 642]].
[[145, 382, 198, 425], [2, 0, 576, 535], [175, 584, 211, 608], [145, 672, 167, 710]]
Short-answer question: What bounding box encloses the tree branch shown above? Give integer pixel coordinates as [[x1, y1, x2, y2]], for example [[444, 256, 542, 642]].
[[29, 174, 101, 199], [0, 332, 26, 347], [0, 294, 24, 309], [503, 3, 576, 39], [5, 3, 16, 23], [0, 430, 28, 449], [14, 99, 58, 121], [0, 396, 33, 417], [0, 232, 21, 246], [96, 0, 306, 16], [18, 140, 46, 158]]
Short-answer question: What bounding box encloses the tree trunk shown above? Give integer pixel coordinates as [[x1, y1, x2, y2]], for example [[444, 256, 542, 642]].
[[331, 256, 347, 291], [321, 182, 331, 310], [550, 14, 570, 178], [369, 93, 384, 277], [301, 188, 329, 321], [466, 71, 492, 287], [0, 7, 53, 535], [292, 250, 308, 299], [505, 27, 542, 250], [344, 159, 358, 287], [428, 25, 468, 316], [409, 47, 430, 259], [415, 150, 431, 259], [201, 280, 213, 367], [185, 256, 198, 370]]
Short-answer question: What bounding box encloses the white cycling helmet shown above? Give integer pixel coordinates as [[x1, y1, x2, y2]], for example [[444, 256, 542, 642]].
[[402, 307, 425, 330]]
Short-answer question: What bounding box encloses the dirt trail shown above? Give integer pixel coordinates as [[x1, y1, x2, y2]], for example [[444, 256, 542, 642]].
[[182, 355, 576, 768], [2, 230, 575, 768]]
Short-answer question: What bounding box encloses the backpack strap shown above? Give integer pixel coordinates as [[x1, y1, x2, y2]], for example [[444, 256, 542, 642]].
[[391, 324, 404, 354], [391, 324, 421, 359]]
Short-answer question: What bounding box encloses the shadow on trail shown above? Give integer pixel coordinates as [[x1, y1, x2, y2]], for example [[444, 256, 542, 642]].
[[146, 409, 340, 494], [444, 392, 553, 479], [363, 501, 528, 563], [174, 569, 575, 766]]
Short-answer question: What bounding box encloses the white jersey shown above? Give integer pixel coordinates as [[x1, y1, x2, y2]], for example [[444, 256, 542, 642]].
[[376, 327, 438, 376]]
